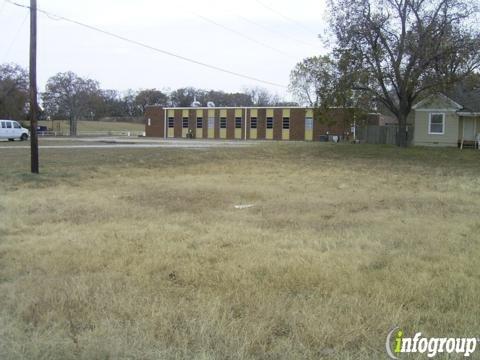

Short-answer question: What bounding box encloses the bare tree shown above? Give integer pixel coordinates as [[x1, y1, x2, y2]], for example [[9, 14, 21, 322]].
[[328, 0, 480, 146], [244, 87, 279, 106]]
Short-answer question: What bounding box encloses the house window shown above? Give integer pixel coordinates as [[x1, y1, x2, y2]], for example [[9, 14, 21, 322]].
[[196, 117, 203, 128], [266, 117, 273, 129], [220, 117, 227, 129], [168, 117, 174, 128], [429, 113, 444, 134], [182, 117, 189, 128], [250, 117, 257, 129], [283, 117, 290, 129], [235, 117, 242, 129]]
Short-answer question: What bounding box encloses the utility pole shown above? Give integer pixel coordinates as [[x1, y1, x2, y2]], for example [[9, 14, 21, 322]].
[[29, 0, 39, 173]]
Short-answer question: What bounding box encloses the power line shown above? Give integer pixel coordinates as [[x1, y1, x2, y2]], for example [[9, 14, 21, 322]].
[[233, 12, 319, 49], [193, 12, 298, 59], [254, 0, 320, 38], [206, 2, 321, 53], [1, 12, 28, 62], [5, 0, 287, 88]]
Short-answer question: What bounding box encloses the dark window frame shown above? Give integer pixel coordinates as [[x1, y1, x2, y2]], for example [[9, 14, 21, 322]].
[[220, 117, 227, 129], [266, 117, 273, 129], [235, 117, 242, 129]]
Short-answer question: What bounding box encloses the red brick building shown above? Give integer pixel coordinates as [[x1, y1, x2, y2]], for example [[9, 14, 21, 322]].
[[145, 106, 372, 141]]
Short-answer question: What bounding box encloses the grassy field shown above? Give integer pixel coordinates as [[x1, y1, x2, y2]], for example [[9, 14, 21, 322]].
[[23, 120, 145, 133], [0, 142, 479, 359]]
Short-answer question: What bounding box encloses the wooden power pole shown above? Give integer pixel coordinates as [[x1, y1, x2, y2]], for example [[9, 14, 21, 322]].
[[29, 0, 39, 173]]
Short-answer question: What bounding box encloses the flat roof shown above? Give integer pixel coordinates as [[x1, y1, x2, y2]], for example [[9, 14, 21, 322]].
[[145, 106, 359, 110], [147, 106, 309, 110]]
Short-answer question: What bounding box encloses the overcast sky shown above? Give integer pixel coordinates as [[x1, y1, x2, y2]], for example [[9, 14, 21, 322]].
[[0, 0, 328, 100]]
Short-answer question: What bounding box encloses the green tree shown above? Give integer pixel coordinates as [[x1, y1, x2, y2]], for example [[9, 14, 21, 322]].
[[135, 89, 169, 114], [98, 89, 125, 118], [0, 63, 29, 120], [328, 0, 480, 146], [202, 90, 253, 107], [42, 72, 101, 135], [169, 87, 204, 107], [289, 56, 338, 107]]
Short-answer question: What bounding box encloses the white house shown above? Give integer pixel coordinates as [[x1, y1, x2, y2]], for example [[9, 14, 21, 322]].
[[412, 89, 480, 147]]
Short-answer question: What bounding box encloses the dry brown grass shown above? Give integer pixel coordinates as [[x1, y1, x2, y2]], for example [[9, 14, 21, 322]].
[[1, 142, 479, 359]]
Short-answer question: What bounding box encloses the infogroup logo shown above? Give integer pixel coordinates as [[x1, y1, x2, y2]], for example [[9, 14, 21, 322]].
[[386, 327, 478, 359]]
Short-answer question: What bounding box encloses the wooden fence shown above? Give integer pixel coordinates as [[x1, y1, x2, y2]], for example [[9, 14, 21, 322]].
[[356, 125, 414, 145]]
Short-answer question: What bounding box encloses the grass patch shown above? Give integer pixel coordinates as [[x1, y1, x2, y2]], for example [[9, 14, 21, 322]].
[[21, 120, 145, 133], [0, 142, 479, 359]]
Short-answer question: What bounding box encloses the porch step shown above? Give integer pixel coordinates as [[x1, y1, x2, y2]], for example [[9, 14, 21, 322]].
[[460, 139, 477, 150]]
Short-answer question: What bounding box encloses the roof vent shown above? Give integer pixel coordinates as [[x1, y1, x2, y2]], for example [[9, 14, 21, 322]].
[[191, 95, 202, 107]]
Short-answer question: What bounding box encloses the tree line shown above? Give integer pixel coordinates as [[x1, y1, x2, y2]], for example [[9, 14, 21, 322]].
[[0, 64, 295, 124], [2, 0, 478, 145]]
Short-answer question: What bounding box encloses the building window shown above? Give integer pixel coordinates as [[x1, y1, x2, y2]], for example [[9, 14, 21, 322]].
[[220, 117, 227, 129], [196, 117, 203, 128], [208, 117, 214, 129], [182, 117, 189, 128], [267, 117, 273, 129], [168, 117, 174, 128], [283, 117, 290, 129], [251, 117, 257, 129], [305, 117, 313, 130], [429, 113, 444, 134], [235, 117, 242, 129]]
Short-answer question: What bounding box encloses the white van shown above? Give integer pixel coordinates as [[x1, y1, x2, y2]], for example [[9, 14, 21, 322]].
[[0, 120, 30, 141]]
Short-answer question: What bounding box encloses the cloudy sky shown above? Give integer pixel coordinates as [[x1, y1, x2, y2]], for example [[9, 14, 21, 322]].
[[0, 0, 328, 100]]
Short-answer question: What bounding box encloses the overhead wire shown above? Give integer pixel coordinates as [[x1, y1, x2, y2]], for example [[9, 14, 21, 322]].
[[233, 12, 319, 49], [254, 0, 320, 38], [1, 11, 28, 62], [192, 12, 298, 59], [4, 0, 287, 88]]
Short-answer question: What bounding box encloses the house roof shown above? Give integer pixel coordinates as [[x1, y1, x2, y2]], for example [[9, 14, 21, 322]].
[[413, 80, 480, 114], [412, 93, 463, 110], [447, 86, 480, 113]]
